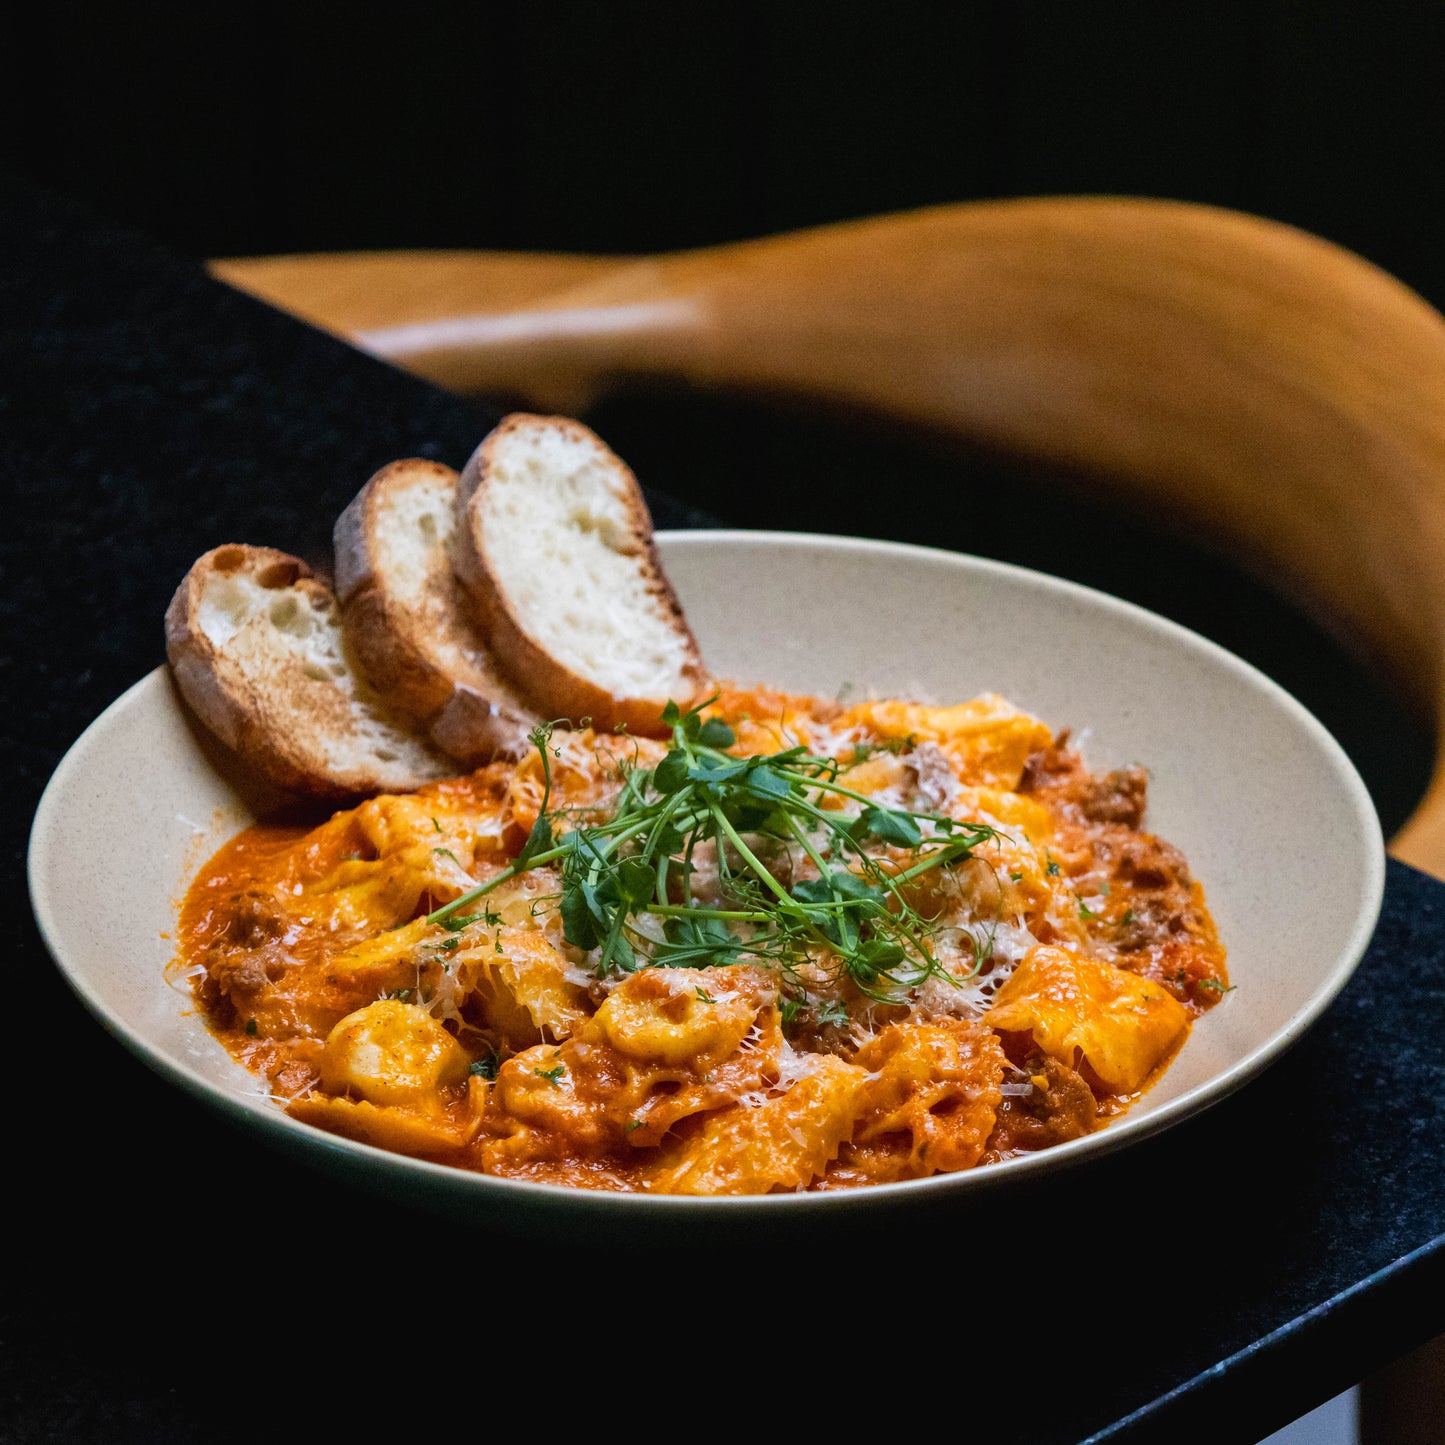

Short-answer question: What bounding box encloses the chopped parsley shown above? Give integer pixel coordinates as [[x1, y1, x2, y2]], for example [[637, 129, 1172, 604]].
[[469, 1050, 500, 1081]]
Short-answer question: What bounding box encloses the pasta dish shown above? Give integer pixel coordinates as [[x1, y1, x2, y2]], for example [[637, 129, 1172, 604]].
[[176, 685, 1228, 1195]]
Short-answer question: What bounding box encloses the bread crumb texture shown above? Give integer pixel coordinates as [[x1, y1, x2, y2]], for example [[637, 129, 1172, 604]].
[[481, 423, 695, 700], [190, 551, 451, 790]]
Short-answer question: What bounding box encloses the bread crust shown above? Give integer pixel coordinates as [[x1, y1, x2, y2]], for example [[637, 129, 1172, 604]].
[[165, 543, 453, 799], [334, 458, 460, 721], [452, 413, 710, 736], [334, 458, 538, 760], [428, 685, 535, 765]]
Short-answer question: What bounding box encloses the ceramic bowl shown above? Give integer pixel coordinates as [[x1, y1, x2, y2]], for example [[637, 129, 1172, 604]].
[[27, 531, 1385, 1238]]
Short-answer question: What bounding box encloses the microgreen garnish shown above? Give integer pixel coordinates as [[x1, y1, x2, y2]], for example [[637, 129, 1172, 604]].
[[440, 907, 502, 932], [845, 735, 915, 763], [424, 700, 1000, 1006], [469, 1050, 500, 1080], [534, 1063, 566, 1085]]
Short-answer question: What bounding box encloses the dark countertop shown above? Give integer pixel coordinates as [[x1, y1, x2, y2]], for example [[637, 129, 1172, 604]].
[[6, 170, 1443, 1443]]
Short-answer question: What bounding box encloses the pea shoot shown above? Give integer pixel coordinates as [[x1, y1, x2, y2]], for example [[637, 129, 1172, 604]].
[[425, 701, 1001, 1005]]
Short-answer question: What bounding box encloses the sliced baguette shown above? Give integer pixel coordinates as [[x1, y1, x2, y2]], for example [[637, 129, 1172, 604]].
[[165, 544, 455, 799], [452, 414, 709, 735], [333, 458, 537, 763]]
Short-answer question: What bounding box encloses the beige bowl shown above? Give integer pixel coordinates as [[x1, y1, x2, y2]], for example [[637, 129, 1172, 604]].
[[27, 531, 1385, 1237]]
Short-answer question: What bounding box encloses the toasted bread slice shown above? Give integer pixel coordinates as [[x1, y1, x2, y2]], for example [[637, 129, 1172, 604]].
[[165, 545, 455, 799], [452, 414, 709, 735], [333, 458, 537, 763]]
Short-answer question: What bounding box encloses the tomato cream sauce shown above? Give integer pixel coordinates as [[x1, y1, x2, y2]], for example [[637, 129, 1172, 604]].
[[176, 686, 1228, 1194]]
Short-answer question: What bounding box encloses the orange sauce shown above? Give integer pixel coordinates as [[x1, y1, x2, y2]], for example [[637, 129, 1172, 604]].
[[174, 688, 1228, 1194]]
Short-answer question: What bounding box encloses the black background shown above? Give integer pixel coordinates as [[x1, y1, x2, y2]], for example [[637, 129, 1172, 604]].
[[5, 0, 1444, 302]]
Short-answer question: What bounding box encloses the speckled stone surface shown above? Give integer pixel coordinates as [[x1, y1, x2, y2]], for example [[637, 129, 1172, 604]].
[[5, 168, 1443, 1443]]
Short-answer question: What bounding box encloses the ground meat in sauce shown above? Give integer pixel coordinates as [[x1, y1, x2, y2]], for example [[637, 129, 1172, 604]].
[[1111, 898, 1188, 953], [985, 1055, 1098, 1156], [1018, 736, 1224, 1000], [1078, 766, 1149, 827], [203, 889, 293, 994], [1019, 737, 1148, 829]]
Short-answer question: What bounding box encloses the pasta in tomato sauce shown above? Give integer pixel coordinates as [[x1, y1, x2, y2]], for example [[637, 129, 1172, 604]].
[[176, 684, 1228, 1194]]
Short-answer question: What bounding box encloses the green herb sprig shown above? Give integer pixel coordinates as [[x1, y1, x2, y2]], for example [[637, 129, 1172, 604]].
[[425, 701, 999, 1005]]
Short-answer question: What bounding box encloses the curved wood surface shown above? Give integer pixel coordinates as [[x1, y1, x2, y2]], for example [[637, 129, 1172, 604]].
[[211, 197, 1445, 877]]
